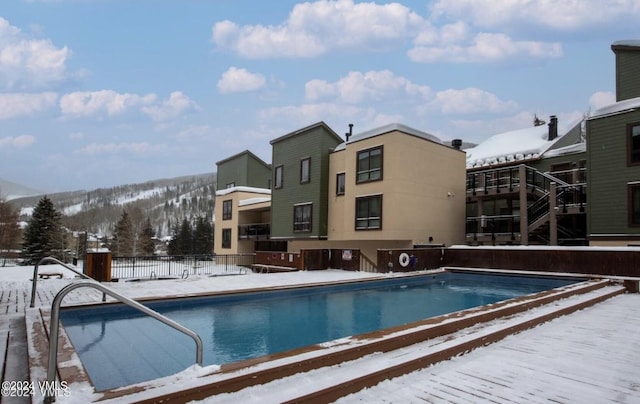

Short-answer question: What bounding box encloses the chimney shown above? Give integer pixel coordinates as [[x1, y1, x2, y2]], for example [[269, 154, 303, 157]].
[[451, 139, 463, 150], [345, 123, 353, 141], [548, 115, 558, 141]]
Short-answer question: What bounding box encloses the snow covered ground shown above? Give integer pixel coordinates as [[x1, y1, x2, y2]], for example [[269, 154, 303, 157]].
[[2, 263, 639, 403]]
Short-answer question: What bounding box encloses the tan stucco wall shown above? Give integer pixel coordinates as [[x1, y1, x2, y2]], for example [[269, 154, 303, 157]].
[[328, 131, 466, 247], [214, 189, 270, 255]]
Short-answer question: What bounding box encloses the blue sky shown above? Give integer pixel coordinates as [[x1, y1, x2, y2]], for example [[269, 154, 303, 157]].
[[0, 0, 638, 193]]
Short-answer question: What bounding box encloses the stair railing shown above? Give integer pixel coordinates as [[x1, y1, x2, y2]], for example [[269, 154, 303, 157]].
[[44, 280, 203, 403]]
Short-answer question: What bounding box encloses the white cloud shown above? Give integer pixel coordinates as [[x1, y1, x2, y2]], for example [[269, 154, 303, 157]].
[[77, 142, 166, 155], [424, 88, 518, 115], [0, 92, 57, 119], [60, 90, 197, 121], [429, 0, 640, 31], [173, 125, 210, 140], [409, 32, 562, 63], [259, 102, 363, 127], [141, 91, 199, 121], [212, 0, 425, 58], [0, 134, 36, 148], [0, 17, 71, 89], [217, 67, 266, 93], [60, 90, 156, 118], [589, 91, 616, 111], [305, 70, 430, 104]]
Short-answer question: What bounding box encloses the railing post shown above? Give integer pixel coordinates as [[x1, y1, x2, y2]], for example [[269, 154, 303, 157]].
[[550, 182, 558, 246], [519, 165, 529, 245]]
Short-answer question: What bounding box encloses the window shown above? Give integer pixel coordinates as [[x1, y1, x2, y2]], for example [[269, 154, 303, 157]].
[[274, 165, 283, 189], [357, 146, 383, 183], [293, 203, 312, 232], [226, 182, 235, 189], [336, 172, 345, 195], [222, 229, 232, 248], [300, 157, 310, 184], [222, 200, 232, 220], [629, 184, 640, 226], [355, 195, 382, 230], [629, 123, 640, 165]]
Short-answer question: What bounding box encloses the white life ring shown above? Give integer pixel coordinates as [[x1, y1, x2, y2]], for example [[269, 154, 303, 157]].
[[398, 252, 410, 267]]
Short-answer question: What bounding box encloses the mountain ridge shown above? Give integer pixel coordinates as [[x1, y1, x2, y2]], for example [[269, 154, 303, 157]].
[[9, 172, 217, 238]]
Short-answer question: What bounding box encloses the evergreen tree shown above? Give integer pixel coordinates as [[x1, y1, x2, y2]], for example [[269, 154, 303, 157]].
[[112, 210, 134, 256], [0, 198, 21, 266], [177, 218, 193, 255], [138, 217, 155, 256], [22, 196, 63, 264], [193, 216, 213, 254]]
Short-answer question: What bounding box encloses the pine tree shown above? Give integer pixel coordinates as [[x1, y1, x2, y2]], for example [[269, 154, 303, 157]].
[[112, 210, 134, 256], [0, 198, 21, 266], [22, 196, 63, 264], [138, 217, 155, 256], [193, 216, 213, 255], [177, 218, 192, 255]]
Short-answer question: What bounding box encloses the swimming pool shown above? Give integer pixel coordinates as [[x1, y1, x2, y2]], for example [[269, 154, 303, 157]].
[[59, 271, 583, 391]]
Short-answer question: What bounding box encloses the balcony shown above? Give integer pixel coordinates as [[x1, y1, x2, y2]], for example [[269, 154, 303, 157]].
[[238, 223, 270, 240]]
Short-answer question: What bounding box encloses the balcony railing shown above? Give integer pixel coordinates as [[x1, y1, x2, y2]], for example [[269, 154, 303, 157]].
[[466, 215, 520, 239], [238, 223, 270, 240]]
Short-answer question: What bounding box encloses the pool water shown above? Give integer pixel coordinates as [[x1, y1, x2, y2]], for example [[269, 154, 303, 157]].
[[59, 271, 582, 390]]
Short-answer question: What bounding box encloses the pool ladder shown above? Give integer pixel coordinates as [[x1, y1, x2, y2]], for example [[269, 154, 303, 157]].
[[29, 257, 204, 404]]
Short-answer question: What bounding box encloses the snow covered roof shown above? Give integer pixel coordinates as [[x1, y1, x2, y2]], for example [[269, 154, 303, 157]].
[[215, 186, 271, 196], [542, 142, 587, 159], [239, 196, 270, 207], [334, 123, 442, 151], [465, 118, 582, 169], [589, 96, 640, 120]]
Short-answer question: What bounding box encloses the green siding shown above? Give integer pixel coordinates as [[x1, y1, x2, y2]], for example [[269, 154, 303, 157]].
[[270, 124, 342, 239], [530, 151, 586, 175], [216, 151, 270, 190], [615, 49, 640, 101], [587, 109, 640, 235]]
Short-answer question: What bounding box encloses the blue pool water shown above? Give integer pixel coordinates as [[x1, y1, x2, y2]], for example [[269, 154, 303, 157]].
[[59, 271, 582, 390]]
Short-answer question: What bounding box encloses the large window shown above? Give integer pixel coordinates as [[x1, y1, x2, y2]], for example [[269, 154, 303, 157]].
[[222, 200, 232, 220], [355, 195, 382, 230], [336, 172, 345, 195], [293, 203, 312, 232], [357, 146, 383, 183], [274, 165, 283, 189], [629, 184, 640, 226], [629, 123, 640, 165], [222, 228, 232, 248], [300, 157, 310, 184]]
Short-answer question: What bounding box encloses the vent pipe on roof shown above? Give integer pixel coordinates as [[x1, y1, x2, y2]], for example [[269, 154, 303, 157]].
[[451, 139, 463, 150], [548, 115, 558, 141], [345, 123, 353, 141]]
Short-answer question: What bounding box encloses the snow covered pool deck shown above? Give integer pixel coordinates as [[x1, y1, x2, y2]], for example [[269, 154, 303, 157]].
[[20, 270, 630, 403]]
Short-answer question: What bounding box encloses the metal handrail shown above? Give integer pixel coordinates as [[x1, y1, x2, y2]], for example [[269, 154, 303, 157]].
[[44, 280, 203, 403], [30, 257, 98, 308]]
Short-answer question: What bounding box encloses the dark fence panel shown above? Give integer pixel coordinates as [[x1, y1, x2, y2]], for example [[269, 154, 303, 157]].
[[445, 247, 640, 277], [254, 251, 301, 268], [377, 248, 445, 273]]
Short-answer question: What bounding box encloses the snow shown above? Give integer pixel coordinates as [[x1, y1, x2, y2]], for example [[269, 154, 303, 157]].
[[114, 187, 164, 205], [239, 197, 270, 206], [3, 263, 639, 403], [215, 186, 271, 196], [465, 118, 582, 169], [589, 95, 640, 119]]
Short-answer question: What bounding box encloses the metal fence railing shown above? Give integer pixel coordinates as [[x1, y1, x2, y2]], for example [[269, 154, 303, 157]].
[[110, 254, 255, 280]]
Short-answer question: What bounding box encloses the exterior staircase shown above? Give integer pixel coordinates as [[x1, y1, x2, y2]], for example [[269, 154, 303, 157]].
[[466, 164, 587, 246]]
